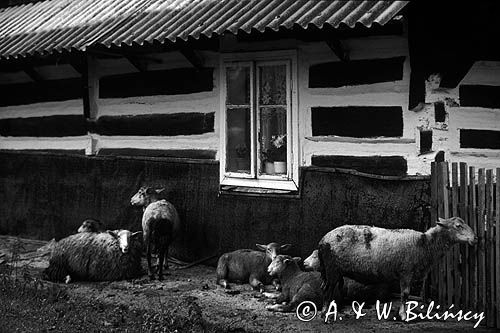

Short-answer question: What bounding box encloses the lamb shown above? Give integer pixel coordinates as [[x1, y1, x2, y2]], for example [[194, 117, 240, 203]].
[[130, 186, 181, 281], [318, 217, 477, 320], [43, 229, 142, 282], [77, 219, 104, 233], [264, 255, 323, 312], [216, 242, 291, 292], [303, 249, 391, 304]]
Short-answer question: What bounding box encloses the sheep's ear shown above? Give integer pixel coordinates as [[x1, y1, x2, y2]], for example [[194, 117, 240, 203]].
[[436, 218, 449, 228], [156, 188, 165, 194], [131, 231, 142, 238], [292, 257, 302, 263], [283, 258, 292, 265], [106, 230, 118, 239], [280, 244, 291, 252], [256, 244, 266, 251]]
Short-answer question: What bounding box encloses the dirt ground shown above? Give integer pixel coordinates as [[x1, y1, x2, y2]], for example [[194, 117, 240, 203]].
[[0, 236, 495, 333]]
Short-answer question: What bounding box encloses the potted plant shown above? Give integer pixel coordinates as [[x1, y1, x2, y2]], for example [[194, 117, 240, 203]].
[[261, 148, 275, 175], [270, 134, 287, 174]]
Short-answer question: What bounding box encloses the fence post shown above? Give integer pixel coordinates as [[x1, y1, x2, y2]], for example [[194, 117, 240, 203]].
[[485, 170, 494, 327], [477, 169, 486, 315], [459, 162, 469, 308], [469, 166, 478, 310], [496, 168, 500, 328]]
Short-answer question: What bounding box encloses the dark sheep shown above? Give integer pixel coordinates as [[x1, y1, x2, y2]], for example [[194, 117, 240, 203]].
[[264, 255, 323, 312], [43, 230, 142, 282], [216, 242, 291, 292], [77, 219, 104, 233], [130, 186, 181, 281], [318, 217, 477, 320], [303, 249, 391, 304]]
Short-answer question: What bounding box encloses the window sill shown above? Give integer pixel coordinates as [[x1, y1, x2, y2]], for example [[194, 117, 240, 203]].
[[220, 177, 298, 192]]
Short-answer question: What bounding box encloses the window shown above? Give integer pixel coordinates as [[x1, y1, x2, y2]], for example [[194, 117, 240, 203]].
[[220, 51, 298, 191]]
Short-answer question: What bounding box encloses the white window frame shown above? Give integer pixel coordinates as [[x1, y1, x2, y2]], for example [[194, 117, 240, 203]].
[[219, 50, 299, 191]]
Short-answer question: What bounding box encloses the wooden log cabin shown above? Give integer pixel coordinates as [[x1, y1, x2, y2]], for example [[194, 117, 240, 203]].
[[0, 0, 499, 261]]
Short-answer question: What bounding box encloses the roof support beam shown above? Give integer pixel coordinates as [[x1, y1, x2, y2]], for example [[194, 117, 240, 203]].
[[325, 39, 349, 62], [180, 48, 204, 69]]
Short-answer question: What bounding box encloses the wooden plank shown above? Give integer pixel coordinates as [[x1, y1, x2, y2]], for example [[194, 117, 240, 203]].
[[451, 163, 460, 306], [477, 168, 486, 314], [442, 163, 453, 307], [485, 170, 494, 327], [496, 168, 500, 328], [83, 53, 99, 120], [311, 106, 403, 138], [0, 115, 87, 137], [459, 162, 469, 308], [469, 166, 478, 310], [437, 162, 446, 304], [429, 162, 438, 301]]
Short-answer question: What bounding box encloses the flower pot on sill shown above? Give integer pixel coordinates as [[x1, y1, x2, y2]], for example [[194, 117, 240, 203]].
[[264, 161, 275, 175], [274, 161, 287, 174]]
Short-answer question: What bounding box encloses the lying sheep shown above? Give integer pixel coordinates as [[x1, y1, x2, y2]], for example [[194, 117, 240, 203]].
[[318, 217, 477, 320], [77, 219, 104, 233], [43, 229, 142, 282], [303, 249, 391, 304], [216, 242, 291, 292], [130, 186, 180, 281], [265, 255, 323, 312]]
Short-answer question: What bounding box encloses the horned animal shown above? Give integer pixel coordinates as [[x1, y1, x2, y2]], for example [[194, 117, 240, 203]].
[[318, 217, 477, 320], [216, 242, 291, 292], [130, 186, 180, 280], [264, 255, 323, 312], [43, 229, 142, 282]]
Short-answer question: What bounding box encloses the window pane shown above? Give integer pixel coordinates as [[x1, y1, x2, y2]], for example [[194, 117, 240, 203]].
[[226, 66, 250, 105], [226, 107, 251, 173], [259, 106, 287, 175], [259, 65, 286, 105]]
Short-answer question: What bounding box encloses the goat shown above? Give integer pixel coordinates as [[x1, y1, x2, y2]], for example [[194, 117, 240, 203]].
[[44, 230, 142, 282], [264, 255, 323, 312], [77, 219, 104, 233], [303, 249, 391, 304], [318, 217, 477, 320], [130, 186, 180, 281], [216, 242, 291, 292]]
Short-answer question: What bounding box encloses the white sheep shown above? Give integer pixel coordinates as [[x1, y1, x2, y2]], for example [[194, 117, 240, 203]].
[[43, 229, 142, 282], [318, 217, 477, 320], [130, 186, 180, 281]]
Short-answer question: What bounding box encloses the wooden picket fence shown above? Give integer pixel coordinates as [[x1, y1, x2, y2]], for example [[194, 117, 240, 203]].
[[429, 162, 499, 329]]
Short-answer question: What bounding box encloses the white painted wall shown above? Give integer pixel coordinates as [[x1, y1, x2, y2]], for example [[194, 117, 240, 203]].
[[421, 62, 500, 174]]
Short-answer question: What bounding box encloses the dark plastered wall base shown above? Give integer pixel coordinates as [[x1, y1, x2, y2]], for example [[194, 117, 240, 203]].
[[0, 151, 430, 262]]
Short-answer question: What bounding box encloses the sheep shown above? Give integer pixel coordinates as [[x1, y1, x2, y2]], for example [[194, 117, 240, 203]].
[[43, 229, 142, 282], [264, 255, 323, 313], [77, 219, 104, 233], [303, 249, 391, 304], [130, 186, 181, 281], [318, 217, 477, 320], [216, 242, 291, 292]]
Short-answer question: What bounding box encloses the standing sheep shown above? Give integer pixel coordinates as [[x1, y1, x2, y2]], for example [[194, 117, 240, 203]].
[[216, 242, 291, 292], [318, 217, 477, 320], [265, 255, 323, 312], [130, 186, 180, 281], [303, 249, 391, 303], [44, 229, 142, 282]]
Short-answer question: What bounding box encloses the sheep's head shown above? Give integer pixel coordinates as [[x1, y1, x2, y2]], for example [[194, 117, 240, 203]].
[[256, 242, 291, 260], [77, 219, 103, 233], [267, 255, 301, 276], [437, 217, 477, 246], [108, 230, 142, 254], [130, 187, 164, 208], [303, 249, 320, 271]]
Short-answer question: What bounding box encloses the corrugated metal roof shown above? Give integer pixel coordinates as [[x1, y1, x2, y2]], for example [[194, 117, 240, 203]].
[[0, 0, 408, 60]]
